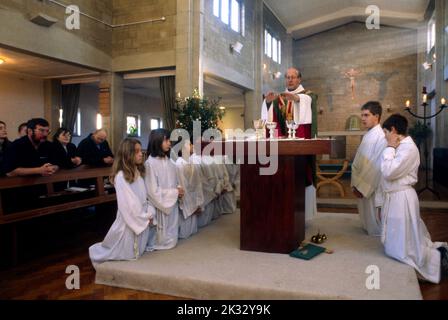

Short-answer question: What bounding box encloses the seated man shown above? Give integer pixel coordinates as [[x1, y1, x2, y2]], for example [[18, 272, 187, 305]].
[[77, 129, 114, 166], [1, 118, 58, 213], [3, 118, 58, 177]]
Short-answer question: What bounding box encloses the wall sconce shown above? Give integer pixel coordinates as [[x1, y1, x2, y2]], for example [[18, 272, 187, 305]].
[[422, 61, 433, 71], [28, 12, 58, 27], [386, 104, 392, 113], [59, 108, 63, 127], [319, 107, 324, 115], [0, 58, 5, 65], [270, 71, 282, 80], [230, 41, 243, 54]]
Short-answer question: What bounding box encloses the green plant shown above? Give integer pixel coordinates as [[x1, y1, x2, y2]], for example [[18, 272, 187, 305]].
[[128, 126, 138, 136], [409, 121, 431, 146], [174, 89, 225, 137]]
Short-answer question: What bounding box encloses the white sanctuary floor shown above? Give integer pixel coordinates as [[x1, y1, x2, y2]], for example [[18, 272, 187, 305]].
[[94, 211, 422, 300]]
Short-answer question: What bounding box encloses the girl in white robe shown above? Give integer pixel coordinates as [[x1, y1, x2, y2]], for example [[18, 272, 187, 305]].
[[89, 138, 155, 265], [145, 129, 184, 251], [175, 141, 204, 239], [379, 114, 448, 283]]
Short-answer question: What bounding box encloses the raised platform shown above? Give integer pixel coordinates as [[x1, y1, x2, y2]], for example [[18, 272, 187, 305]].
[[94, 212, 422, 300]]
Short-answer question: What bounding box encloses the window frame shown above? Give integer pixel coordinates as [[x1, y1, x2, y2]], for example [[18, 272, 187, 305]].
[[213, 0, 245, 36], [126, 114, 141, 137], [264, 28, 282, 64]]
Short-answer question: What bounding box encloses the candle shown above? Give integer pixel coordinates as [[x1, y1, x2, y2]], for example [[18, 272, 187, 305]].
[[423, 94, 427, 103], [442, 98, 446, 105], [406, 100, 410, 108]]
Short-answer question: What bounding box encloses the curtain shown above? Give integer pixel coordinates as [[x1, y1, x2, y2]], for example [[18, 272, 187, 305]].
[[61, 84, 80, 132], [159, 76, 176, 131]]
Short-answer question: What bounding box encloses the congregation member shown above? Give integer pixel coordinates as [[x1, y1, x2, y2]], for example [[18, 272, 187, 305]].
[[379, 114, 448, 283], [0, 121, 12, 175], [51, 128, 82, 169], [351, 101, 387, 236], [89, 138, 155, 264], [17, 122, 27, 139], [77, 129, 114, 166], [1, 118, 58, 213], [145, 129, 184, 251]]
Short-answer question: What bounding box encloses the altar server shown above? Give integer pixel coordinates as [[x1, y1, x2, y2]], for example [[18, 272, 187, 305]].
[[214, 157, 235, 216], [351, 101, 387, 236], [379, 114, 448, 283], [175, 139, 204, 239], [89, 138, 155, 264], [145, 129, 184, 250]]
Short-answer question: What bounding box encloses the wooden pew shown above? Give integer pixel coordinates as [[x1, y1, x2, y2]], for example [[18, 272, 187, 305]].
[[0, 165, 116, 265]]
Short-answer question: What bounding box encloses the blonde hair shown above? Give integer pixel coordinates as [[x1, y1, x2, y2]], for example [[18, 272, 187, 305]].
[[110, 138, 145, 184]]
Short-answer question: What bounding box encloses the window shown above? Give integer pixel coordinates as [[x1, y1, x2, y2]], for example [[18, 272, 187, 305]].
[[213, 0, 244, 34], [150, 118, 161, 130], [427, 14, 436, 53], [126, 115, 141, 137], [264, 29, 281, 63], [73, 109, 81, 136]]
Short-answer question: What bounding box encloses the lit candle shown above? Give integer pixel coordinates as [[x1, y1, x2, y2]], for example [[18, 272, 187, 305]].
[[406, 100, 410, 108], [442, 98, 446, 105], [423, 94, 427, 103]]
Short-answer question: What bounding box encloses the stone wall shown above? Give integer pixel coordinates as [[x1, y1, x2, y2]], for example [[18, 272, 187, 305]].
[[294, 22, 418, 160]]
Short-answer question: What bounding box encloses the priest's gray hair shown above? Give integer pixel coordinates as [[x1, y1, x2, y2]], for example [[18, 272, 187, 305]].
[[285, 68, 302, 79]]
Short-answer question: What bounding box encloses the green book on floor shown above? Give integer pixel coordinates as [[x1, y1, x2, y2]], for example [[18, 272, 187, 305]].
[[290, 243, 326, 260]]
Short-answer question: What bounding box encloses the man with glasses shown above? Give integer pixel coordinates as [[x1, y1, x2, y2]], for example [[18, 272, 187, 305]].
[[261, 67, 316, 139], [261, 67, 318, 223], [1, 118, 59, 213], [77, 128, 114, 167], [2, 118, 58, 177]]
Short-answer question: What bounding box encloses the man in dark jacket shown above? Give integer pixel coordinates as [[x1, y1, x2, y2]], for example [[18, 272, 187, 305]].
[[77, 129, 114, 166]]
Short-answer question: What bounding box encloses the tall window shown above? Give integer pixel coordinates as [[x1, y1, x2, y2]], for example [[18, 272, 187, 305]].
[[73, 109, 81, 136], [213, 0, 244, 35], [126, 114, 141, 137], [427, 13, 436, 53], [264, 29, 281, 64], [151, 118, 162, 130]]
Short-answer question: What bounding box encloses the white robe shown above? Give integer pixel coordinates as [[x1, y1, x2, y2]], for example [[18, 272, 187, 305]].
[[191, 153, 217, 227], [379, 137, 447, 284], [145, 156, 179, 250], [351, 124, 387, 236], [89, 172, 155, 264], [175, 157, 204, 239], [212, 157, 234, 217], [261, 84, 312, 125], [225, 162, 240, 212]]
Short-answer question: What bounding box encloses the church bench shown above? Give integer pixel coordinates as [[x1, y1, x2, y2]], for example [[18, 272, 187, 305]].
[[0, 165, 115, 265]]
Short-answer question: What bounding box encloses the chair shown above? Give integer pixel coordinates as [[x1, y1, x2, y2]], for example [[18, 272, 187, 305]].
[[316, 159, 349, 197]]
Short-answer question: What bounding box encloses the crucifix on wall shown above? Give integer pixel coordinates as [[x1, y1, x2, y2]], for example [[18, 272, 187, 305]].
[[342, 68, 362, 100]]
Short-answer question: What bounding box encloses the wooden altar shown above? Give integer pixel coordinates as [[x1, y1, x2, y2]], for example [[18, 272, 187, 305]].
[[204, 139, 332, 254]]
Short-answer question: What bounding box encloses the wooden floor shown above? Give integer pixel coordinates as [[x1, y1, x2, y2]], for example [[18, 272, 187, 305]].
[[0, 201, 447, 300]]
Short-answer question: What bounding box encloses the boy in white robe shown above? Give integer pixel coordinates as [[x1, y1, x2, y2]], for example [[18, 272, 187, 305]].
[[175, 140, 204, 239], [351, 101, 387, 236], [225, 161, 240, 213], [89, 139, 155, 265], [379, 114, 448, 283], [145, 129, 184, 251]]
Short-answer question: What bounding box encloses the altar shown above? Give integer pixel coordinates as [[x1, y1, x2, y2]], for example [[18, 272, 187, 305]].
[[205, 139, 332, 254]]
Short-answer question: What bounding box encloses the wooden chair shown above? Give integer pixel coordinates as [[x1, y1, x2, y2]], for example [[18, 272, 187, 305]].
[[316, 159, 349, 197]]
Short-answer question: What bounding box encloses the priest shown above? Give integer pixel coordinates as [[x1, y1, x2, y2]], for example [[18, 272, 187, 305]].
[[261, 67, 318, 222], [261, 68, 316, 139], [351, 101, 387, 236]]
